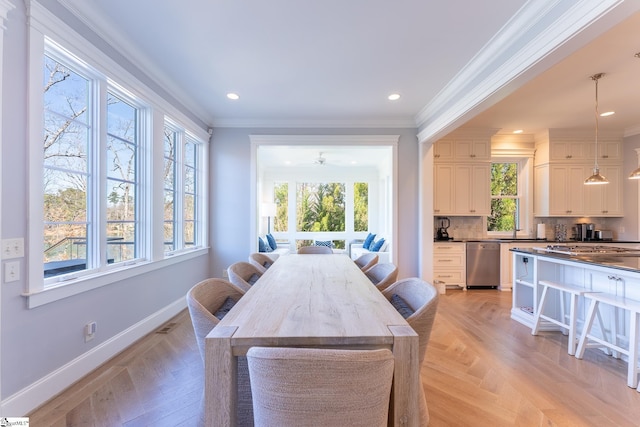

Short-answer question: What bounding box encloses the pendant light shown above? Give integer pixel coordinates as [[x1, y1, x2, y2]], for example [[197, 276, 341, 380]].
[[584, 73, 609, 185]]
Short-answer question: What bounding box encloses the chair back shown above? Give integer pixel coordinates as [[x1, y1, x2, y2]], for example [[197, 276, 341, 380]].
[[382, 277, 439, 425], [297, 245, 332, 254], [364, 262, 398, 291], [248, 252, 277, 274], [354, 253, 378, 271], [247, 347, 394, 427], [186, 278, 253, 425], [228, 261, 263, 292]]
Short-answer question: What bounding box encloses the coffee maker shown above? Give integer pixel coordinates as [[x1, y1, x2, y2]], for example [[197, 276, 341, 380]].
[[574, 223, 595, 241]]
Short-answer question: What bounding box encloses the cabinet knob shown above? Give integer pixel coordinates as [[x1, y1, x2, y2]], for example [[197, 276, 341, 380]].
[[602, 155, 609, 158], [434, 154, 440, 158], [470, 154, 476, 158], [566, 155, 572, 159]]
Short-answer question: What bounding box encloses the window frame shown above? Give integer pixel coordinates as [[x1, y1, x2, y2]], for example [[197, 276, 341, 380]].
[[486, 156, 533, 238], [26, 4, 209, 308]]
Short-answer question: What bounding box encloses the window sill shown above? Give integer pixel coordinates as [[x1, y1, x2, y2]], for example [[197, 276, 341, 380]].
[[24, 247, 209, 309]]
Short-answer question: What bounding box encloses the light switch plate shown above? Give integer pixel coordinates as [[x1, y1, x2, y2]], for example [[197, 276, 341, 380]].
[[2, 238, 24, 259], [5, 261, 20, 282]]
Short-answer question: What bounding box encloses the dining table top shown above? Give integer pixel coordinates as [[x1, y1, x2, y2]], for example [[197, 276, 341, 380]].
[[217, 253, 408, 350]]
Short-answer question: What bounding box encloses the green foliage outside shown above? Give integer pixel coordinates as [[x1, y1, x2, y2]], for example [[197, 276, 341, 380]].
[[274, 182, 288, 232], [296, 182, 345, 232], [353, 182, 368, 232], [488, 163, 518, 232]]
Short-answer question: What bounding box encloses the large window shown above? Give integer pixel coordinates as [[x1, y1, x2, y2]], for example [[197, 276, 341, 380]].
[[30, 21, 209, 304], [43, 54, 143, 279], [354, 182, 369, 232], [488, 162, 519, 232], [296, 182, 346, 232], [164, 124, 202, 253]]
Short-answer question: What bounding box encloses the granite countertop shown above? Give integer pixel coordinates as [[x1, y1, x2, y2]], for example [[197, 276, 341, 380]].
[[510, 247, 640, 273]]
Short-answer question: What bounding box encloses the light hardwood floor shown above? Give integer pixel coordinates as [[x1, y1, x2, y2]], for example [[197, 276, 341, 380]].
[[29, 289, 640, 426]]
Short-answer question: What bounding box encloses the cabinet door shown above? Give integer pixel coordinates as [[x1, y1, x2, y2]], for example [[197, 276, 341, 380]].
[[455, 140, 490, 160], [434, 140, 454, 161], [434, 164, 454, 215], [550, 141, 586, 161], [584, 165, 623, 216], [453, 164, 490, 215], [548, 165, 585, 216], [470, 164, 490, 215], [586, 140, 622, 161]]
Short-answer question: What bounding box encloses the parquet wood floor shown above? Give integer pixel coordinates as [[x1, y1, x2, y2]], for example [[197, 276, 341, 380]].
[[28, 289, 640, 426]]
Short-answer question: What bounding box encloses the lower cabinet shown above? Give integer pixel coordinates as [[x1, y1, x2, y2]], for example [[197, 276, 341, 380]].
[[433, 242, 466, 291]]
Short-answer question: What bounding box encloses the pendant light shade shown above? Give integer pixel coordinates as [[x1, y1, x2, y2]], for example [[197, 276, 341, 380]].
[[629, 167, 640, 180], [584, 73, 608, 185]]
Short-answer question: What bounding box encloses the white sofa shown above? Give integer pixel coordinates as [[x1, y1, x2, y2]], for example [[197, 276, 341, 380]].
[[350, 241, 391, 264]]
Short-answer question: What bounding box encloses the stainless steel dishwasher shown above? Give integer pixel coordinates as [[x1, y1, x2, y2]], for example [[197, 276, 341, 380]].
[[466, 242, 500, 288]]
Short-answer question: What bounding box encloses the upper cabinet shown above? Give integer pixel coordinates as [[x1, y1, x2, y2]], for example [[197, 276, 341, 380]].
[[433, 130, 494, 216], [534, 129, 624, 217]]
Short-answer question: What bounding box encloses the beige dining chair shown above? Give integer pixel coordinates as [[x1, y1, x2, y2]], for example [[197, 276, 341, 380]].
[[297, 245, 333, 254], [354, 252, 378, 272], [247, 347, 394, 427], [248, 252, 278, 274], [382, 277, 439, 426], [364, 262, 398, 292], [185, 278, 253, 426], [228, 261, 263, 292]]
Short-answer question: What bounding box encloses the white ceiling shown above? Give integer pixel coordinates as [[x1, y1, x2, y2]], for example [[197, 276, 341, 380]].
[[60, 0, 640, 141]]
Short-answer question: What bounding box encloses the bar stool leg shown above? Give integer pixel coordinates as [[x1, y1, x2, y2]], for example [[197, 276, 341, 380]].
[[568, 293, 579, 356], [629, 310, 639, 388], [576, 298, 599, 359], [532, 285, 550, 336]]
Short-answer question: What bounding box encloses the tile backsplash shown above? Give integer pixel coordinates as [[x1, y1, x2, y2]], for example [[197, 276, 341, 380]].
[[439, 216, 623, 241]]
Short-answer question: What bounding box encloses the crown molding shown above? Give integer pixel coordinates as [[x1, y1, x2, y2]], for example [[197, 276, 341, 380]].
[[212, 117, 417, 129], [624, 124, 640, 138], [415, 0, 630, 145], [0, 0, 15, 31], [249, 134, 399, 146], [56, 0, 210, 127]]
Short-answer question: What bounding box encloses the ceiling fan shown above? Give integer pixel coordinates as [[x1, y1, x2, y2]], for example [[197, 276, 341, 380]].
[[314, 151, 327, 166]]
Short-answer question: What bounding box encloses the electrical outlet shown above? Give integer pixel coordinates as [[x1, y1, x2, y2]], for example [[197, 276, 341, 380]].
[[85, 321, 97, 342], [2, 238, 24, 259]]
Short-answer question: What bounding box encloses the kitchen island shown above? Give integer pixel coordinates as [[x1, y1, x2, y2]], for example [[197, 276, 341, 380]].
[[510, 246, 640, 329]]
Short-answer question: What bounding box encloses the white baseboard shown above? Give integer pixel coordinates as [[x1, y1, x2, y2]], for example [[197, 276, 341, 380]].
[[0, 297, 187, 417]]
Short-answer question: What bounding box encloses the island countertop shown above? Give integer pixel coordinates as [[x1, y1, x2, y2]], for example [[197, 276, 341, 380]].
[[510, 247, 640, 274]]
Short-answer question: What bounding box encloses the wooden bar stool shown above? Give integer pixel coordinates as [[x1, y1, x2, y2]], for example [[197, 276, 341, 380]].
[[575, 292, 640, 388], [531, 280, 593, 355]]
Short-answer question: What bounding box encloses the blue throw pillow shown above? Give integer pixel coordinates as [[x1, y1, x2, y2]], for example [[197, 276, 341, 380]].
[[363, 233, 376, 250], [370, 238, 385, 252], [315, 240, 333, 248], [258, 237, 267, 252], [213, 297, 237, 320], [266, 233, 277, 250], [390, 294, 414, 319]]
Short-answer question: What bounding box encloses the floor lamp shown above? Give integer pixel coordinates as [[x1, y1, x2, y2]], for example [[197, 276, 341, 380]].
[[261, 202, 277, 234]]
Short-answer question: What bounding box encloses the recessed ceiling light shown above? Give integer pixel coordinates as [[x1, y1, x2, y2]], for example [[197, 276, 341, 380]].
[[513, 129, 523, 134], [388, 93, 401, 101], [226, 93, 240, 100], [600, 111, 615, 117], [351, 161, 357, 165]]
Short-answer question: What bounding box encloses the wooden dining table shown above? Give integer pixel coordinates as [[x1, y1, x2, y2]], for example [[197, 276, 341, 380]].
[[205, 254, 420, 426]]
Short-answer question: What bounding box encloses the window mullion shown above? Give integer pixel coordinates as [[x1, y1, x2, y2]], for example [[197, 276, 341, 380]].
[[93, 79, 108, 269], [175, 132, 185, 249]]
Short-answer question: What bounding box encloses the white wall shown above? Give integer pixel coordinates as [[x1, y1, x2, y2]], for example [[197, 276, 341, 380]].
[[210, 128, 420, 279], [1, 2, 210, 413]]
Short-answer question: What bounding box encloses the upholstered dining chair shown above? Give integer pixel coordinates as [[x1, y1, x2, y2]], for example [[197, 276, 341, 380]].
[[364, 262, 398, 292], [228, 261, 263, 292], [247, 347, 394, 427], [186, 278, 253, 426], [297, 245, 333, 254], [382, 277, 439, 426], [248, 252, 278, 274], [354, 252, 378, 272]]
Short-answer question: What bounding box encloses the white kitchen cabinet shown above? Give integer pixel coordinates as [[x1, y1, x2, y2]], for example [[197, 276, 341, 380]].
[[584, 165, 623, 216], [433, 139, 455, 161], [433, 164, 454, 215], [455, 139, 491, 160], [433, 242, 466, 290], [549, 141, 588, 162], [434, 163, 490, 216], [586, 139, 622, 161], [535, 164, 587, 216]]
